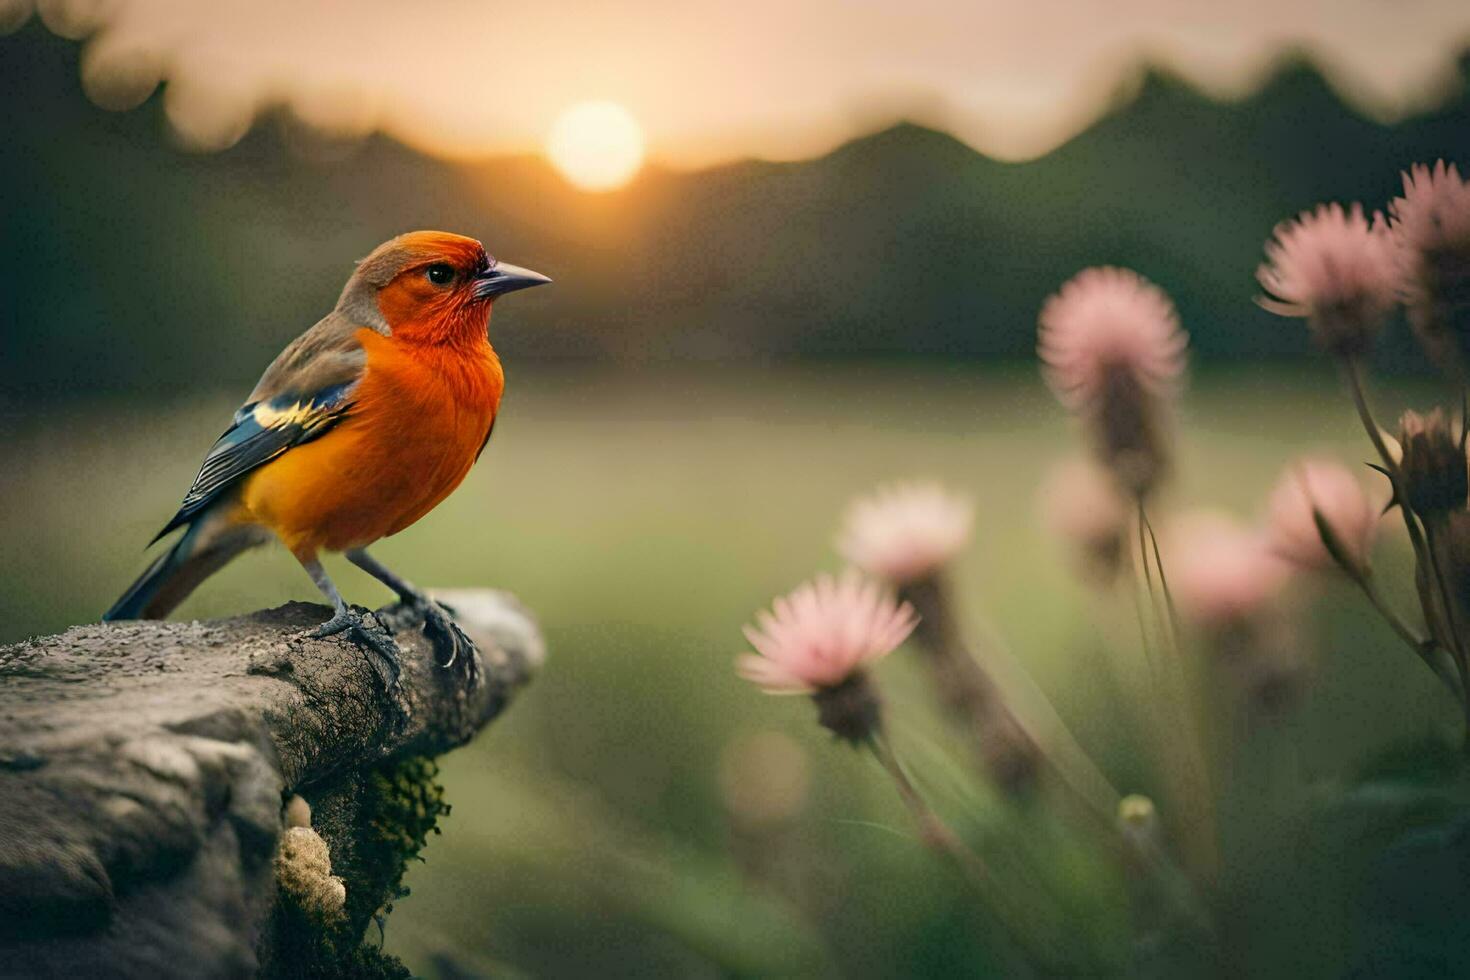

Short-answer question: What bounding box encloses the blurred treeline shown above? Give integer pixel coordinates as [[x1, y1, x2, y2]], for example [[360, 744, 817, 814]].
[[2, 22, 1470, 399]]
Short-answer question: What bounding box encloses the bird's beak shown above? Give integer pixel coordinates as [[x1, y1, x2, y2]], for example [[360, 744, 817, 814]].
[[473, 261, 552, 300]]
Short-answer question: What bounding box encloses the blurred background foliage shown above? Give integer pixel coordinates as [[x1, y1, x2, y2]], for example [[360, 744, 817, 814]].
[[8, 16, 1470, 979]]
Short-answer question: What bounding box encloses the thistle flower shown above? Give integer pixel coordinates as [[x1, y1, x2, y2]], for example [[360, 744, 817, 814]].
[[1265, 458, 1379, 574], [1168, 512, 1292, 626], [1175, 514, 1312, 710], [740, 570, 916, 695], [1039, 267, 1187, 496], [740, 571, 917, 741], [1389, 161, 1470, 374], [837, 481, 973, 585], [1256, 203, 1399, 357], [1397, 408, 1468, 518], [1037, 456, 1129, 584], [1039, 267, 1188, 410]]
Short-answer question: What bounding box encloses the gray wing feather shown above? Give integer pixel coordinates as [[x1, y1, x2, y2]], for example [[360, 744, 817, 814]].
[[151, 312, 370, 543]]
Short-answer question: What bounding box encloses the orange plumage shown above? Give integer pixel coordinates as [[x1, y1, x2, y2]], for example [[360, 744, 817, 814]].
[[240, 325, 504, 558], [104, 231, 549, 683]]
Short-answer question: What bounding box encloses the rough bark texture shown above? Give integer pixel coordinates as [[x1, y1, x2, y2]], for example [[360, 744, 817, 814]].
[[0, 590, 542, 979]]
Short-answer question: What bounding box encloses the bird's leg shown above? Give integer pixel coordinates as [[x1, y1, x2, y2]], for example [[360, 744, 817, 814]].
[[298, 555, 402, 691], [346, 548, 478, 683], [343, 548, 424, 606]]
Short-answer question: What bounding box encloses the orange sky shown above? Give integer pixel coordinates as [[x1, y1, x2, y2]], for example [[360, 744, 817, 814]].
[[11, 0, 1470, 166]]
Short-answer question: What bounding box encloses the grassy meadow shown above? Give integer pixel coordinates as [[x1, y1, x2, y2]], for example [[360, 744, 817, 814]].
[[3, 363, 1465, 976]]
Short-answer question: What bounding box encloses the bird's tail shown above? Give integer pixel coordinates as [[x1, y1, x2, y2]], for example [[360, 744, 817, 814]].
[[104, 510, 268, 621]]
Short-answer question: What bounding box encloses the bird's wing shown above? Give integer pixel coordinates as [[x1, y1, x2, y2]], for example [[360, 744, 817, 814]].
[[246, 310, 374, 405], [152, 312, 370, 542]]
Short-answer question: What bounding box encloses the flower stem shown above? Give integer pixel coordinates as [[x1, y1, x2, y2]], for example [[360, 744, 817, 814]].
[[868, 732, 992, 889], [903, 575, 1120, 821], [1349, 568, 1462, 697], [902, 575, 1037, 792], [1422, 520, 1470, 748], [1343, 356, 1470, 744], [1132, 504, 1218, 882], [1140, 502, 1182, 648], [1344, 356, 1396, 470], [865, 731, 1057, 971], [1424, 522, 1467, 660], [1341, 358, 1437, 573]]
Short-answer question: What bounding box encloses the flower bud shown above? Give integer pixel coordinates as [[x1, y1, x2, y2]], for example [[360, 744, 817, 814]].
[[1117, 794, 1158, 842], [1264, 458, 1378, 576], [1397, 408, 1467, 517]]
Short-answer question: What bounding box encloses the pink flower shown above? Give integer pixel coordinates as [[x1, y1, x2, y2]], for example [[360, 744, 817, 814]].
[[837, 482, 973, 584], [1389, 160, 1470, 374], [739, 570, 918, 694], [1037, 456, 1128, 582], [1168, 512, 1293, 626], [1038, 267, 1187, 413], [1391, 161, 1470, 254], [1256, 203, 1399, 355], [1038, 268, 1186, 497], [1264, 458, 1378, 573]]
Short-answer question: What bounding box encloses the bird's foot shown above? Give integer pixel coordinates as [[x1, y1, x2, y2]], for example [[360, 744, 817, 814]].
[[373, 595, 480, 687], [308, 607, 402, 692], [423, 600, 479, 686]]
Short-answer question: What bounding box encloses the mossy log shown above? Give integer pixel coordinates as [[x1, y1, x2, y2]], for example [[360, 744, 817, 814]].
[[0, 590, 543, 978]]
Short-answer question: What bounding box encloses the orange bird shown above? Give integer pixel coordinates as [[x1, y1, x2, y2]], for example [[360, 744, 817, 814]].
[[104, 231, 550, 684]]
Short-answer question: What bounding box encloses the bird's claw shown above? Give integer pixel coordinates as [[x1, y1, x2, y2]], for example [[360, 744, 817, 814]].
[[367, 596, 479, 687], [307, 608, 403, 692], [419, 600, 480, 687]]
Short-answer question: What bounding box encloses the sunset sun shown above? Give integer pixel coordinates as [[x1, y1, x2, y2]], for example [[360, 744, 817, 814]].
[[546, 101, 645, 192]]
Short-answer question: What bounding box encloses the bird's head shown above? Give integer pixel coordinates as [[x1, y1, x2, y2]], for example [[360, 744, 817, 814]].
[[337, 231, 550, 343]]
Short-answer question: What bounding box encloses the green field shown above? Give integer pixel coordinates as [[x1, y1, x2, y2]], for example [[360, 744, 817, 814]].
[[3, 364, 1464, 976]]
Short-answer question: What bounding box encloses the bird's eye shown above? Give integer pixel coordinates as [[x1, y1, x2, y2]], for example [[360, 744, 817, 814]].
[[425, 263, 455, 286]]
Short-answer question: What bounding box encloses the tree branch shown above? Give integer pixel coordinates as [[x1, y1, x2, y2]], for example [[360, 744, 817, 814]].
[[0, 589, 542, 976]]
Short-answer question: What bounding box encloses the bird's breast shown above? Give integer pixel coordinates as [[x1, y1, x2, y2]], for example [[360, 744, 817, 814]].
[[345, 330, 504, 527], [353, 329, 504, 448], [240, 330, 503, 554]]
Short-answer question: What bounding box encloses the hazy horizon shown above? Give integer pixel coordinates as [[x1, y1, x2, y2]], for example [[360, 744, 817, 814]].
[[9, 0, 1470, 171]]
